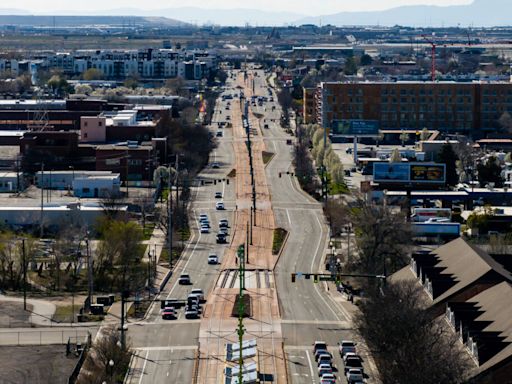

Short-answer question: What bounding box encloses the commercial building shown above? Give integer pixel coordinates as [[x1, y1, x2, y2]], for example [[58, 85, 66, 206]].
[[0, 202, 127, 231], [0, 172, 23, 192], [35, 170, 117, 190], [72, 174, 121, 198], [314, 81, 512, 135]]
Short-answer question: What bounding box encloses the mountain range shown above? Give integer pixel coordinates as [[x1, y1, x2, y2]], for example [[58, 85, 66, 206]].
[[0, 1, 510, 27], [297, 0, 511, 27]]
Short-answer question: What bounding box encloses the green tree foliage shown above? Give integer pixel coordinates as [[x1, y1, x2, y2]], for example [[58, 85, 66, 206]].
[[477, 156, 503, 187], [344, 56, 358, 75], [95, 219, 145, 292], [47, 75, 71, 97], [437, 143, 459, 186], [360, 54, 373, 66], [82, 68, 104, 81]]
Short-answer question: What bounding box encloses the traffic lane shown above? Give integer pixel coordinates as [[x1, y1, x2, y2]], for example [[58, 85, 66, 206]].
[[131, 347, 197, 384], [285, 346, 349, 384], [275, 209, 347, 323]]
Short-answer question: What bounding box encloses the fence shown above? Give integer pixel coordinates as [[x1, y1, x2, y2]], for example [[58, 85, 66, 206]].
[[68, 332, 92, 384], [0, 329, 92, 346]]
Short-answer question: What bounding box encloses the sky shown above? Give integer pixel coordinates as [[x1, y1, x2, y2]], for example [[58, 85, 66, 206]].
[[5, 0, 473, 15]]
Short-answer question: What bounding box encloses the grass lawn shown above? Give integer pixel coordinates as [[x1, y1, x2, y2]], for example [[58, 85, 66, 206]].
[[143, 222, 156, 241], [272, 228, 288, 255], [262, 151, 275, 165], [52, 304, 82, 323], [329, 182, 349, 195]]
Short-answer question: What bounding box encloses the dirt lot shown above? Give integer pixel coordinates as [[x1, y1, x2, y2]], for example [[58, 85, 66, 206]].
[[0, 345, 77, 384], [0, 302, 34, 328]]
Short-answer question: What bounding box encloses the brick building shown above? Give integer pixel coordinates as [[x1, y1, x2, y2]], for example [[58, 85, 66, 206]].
[[313, 81, 512, 135]]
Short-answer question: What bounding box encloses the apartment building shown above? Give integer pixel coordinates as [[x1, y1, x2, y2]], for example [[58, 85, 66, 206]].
[[25, 48, 218, 81], [314, 81, 512, 135]]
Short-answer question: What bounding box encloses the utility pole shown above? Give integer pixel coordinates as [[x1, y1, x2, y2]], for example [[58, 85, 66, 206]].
[[125, 149, 129, 197], [40, 163, 44, 239], [168, 165, 173, 268], [237, 243, 246, 384], [22, 238, 27, 311], [86, 238, 93, 309]]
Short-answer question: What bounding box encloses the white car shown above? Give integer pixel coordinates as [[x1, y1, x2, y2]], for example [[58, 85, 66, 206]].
[[190, 288, 205, 302], [321, 373, 336, 382], [346, 368, 364, 382], [216, 202, 225, 210], [208, 254, 218, 264], [200, 225, 210, 234]]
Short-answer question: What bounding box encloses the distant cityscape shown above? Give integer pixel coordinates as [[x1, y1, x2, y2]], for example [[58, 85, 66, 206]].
[[0, 4, 512, 384]]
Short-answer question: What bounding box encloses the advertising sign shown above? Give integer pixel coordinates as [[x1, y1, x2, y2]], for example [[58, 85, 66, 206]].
[[373, 163, 446, 184], [331, 120, 379, 136], [373, 163, 410, 183], [410, 164, 445, 183]]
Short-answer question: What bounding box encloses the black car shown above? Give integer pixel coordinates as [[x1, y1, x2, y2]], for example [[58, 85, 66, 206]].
[[216, 234, 227, 244]]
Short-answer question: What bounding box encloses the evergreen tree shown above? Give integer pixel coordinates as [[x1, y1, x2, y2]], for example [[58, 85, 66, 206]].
[[437, 144, 459, 186]]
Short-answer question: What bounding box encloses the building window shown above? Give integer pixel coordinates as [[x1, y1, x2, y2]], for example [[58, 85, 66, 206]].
[[98, 121, 102, 127]]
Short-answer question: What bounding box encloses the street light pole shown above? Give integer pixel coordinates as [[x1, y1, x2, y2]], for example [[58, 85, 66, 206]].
[[22, 238, 27, 311]]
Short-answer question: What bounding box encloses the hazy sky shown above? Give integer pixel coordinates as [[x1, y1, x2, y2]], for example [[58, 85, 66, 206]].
[[8, 0, 473, 15]]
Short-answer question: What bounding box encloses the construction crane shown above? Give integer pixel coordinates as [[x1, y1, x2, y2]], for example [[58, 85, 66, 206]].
[[422, 34, 437, 82]]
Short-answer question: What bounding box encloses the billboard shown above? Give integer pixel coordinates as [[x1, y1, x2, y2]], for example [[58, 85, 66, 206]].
[[373, 163, 446, 184], [331, 120, 379, 136], [412, 222, 460, 236]]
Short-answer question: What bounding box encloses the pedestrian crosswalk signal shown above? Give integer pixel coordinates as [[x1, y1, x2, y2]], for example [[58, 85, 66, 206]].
[[291, 273, 296, 283], [313, 274, 319, 283]]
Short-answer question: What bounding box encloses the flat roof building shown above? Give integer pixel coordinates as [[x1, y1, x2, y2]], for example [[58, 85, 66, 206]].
[[314, 81, 512, 135]]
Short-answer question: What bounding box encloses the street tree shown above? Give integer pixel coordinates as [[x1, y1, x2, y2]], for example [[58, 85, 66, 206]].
[[389, 148, 402, 163], [498, 111, 512, 133], [437, 143, 459, 186], [355, 280, 473, 384], [477, 156, 503, 187], [344, 56, 358, 75], [348, 197, 412, 280], [82, 68, 104, 81]]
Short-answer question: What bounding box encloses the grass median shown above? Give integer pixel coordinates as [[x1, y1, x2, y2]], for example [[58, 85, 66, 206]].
[[272, 228, 288, 255]]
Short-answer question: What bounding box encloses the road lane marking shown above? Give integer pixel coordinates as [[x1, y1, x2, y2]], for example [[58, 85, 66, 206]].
[[305, 351, 317, 384], [138, 350, 150, 384]]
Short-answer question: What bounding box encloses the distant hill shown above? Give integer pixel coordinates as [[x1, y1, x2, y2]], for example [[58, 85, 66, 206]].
[[0, 7, 304, 27], [296, 0, 512, 27], [0, 15, 187, 27]]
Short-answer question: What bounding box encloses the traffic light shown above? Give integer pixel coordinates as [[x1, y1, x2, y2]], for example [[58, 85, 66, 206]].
[[291, 273, 296, 283], [305, 274, 311, 280], [313, 274, 319, 283]]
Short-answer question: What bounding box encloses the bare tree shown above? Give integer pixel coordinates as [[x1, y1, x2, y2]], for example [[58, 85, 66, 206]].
[[348, 197, 412, 279], [77, 326, 131, 384], [355, 280, 473, 384]]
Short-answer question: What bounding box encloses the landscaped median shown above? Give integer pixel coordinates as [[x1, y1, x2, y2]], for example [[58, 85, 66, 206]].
[[272, 228, 288, 255]]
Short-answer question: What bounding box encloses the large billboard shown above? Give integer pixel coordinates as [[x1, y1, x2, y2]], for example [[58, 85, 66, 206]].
[[331, 120, 379, 136], [373, 163, 446, 184]]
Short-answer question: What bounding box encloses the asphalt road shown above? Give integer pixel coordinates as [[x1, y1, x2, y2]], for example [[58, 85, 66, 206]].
[[127, 70, 370, 384], [126, 77, 240, 384]]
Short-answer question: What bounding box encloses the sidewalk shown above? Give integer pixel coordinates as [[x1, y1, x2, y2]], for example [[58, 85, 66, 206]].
[[0, 294, 56, 326]]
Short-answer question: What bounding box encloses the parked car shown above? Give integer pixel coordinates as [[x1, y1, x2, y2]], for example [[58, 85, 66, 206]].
[[216, 202, 225, 210], [199, 213, 208, 221], [219, 219, 229, 228], [215, 192, 223, 199], [178, 274, 191, 285], [200, 225, 210, 234], [208, 254, 218, 264], [219, 228, 229, 236], [216, 131, 223, 137], [161, 308, 177, 320]]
